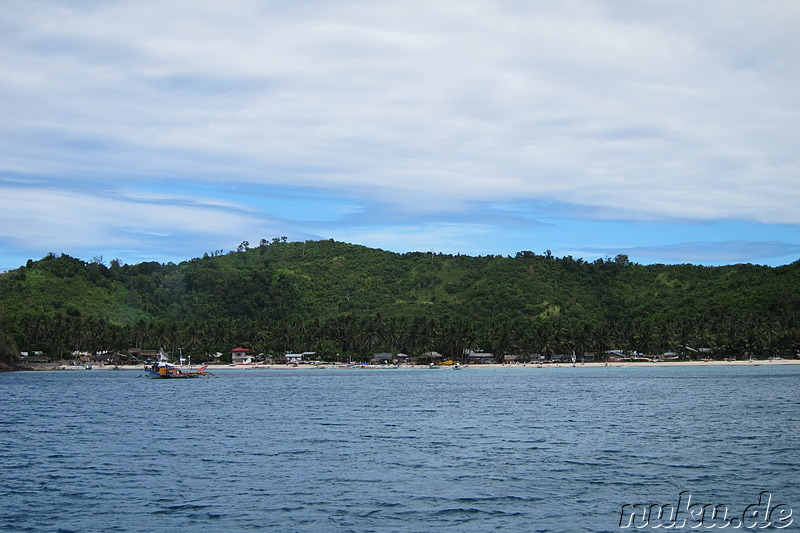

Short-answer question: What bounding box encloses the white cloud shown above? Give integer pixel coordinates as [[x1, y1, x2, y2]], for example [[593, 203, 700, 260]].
[[0, 0, 798, 267], [581, 240, 800, 265], [0, 185, 295, 262], [323, 222, 500, 257]]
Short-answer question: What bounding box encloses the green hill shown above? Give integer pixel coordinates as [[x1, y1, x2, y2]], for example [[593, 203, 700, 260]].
[[1, 240, 798, 362], [0, 309, 22, 371]]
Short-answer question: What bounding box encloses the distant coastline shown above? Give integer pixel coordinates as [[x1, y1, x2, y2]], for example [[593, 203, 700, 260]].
[[4, 246, 799, 373], [20, 359, 800, 371]]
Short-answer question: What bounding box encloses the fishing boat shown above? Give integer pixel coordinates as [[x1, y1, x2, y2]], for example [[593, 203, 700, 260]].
[[144, 351, 213, 379], [145, 361, 212, 378]]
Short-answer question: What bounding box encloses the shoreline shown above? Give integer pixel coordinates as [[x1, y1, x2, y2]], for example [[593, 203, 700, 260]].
[[27, 359, 800, 371]]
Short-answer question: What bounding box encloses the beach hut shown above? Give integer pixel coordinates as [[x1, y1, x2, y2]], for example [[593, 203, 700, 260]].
[[465, 350, 494, 364], [371, 353, 393, 364], [419, 351, 444, 365], [285, 353, 303, 364]]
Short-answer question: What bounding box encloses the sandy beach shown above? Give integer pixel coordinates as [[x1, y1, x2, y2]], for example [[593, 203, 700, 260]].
[[44, 359, 800, 371]]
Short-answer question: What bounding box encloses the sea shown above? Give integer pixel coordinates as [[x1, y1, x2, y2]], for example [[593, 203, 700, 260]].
[[1, 365, 798, 532]]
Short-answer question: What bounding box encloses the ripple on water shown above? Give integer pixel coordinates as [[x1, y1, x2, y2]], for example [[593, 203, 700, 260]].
[[0, 366, 798, 532]]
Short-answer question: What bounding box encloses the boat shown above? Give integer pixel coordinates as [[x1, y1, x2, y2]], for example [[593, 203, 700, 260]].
[[145, 350, 213, 378], [145, 361, 213, 379]]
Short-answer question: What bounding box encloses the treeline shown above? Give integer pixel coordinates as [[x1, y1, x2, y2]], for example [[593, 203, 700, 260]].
[[5, 312, 795, 363], [0, 308, 22, 370], [0, 240, 798, 361]]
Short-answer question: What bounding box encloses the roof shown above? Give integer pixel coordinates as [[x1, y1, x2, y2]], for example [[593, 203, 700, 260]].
[[466, 352, 494, 358], [230, 347, 250, 352]]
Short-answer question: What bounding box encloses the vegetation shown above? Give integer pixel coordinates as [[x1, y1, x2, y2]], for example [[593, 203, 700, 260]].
[[0, 309, 22, 371], [1, 240, 798, 363]]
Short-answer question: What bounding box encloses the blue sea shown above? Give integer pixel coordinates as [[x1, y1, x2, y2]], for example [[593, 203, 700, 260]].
[[1, 365, 798, 532]]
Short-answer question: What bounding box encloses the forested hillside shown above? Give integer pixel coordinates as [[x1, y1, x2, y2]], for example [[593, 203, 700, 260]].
[[0, 309, 22, 371], [1, 239, 798, 362]]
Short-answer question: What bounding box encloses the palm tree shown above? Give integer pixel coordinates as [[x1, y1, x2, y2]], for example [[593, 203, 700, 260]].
[[675, 319, 695, 360], [632, 320, 654, 356]]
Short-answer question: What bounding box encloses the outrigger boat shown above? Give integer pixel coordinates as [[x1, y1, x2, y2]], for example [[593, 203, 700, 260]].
[[145, 361, 213, 378], [145, 351, 213, 378]]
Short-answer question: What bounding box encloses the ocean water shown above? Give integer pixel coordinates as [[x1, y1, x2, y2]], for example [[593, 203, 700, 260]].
[[1, 365, 798, 532]]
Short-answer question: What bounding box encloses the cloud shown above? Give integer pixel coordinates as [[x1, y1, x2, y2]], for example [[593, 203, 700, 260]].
[[580, 240, 800, 265], [0, 182, 307, 264], [322, 222, 504, 258], [0, 1, 798, 268]]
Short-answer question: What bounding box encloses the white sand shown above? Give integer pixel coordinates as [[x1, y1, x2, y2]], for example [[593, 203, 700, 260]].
[[54, 359, 799, 371]]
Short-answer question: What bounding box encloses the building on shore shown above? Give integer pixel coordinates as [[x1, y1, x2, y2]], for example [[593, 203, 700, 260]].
[[230, 347, 251, 364]]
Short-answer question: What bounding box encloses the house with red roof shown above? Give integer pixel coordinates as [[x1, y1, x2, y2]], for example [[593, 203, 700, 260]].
[[230, 347, 251, 364]]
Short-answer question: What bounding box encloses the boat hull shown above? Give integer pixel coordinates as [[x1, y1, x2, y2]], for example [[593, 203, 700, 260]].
[[145, 365, 212, 379]]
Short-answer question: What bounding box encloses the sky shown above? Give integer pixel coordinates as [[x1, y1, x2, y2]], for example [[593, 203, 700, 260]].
[[1, 1, 799, 271]]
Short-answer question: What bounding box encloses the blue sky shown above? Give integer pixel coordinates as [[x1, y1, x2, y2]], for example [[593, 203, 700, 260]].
[[1, 1, 798, 271]]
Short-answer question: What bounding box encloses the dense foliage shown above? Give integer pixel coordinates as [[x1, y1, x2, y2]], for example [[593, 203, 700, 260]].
[[1, 240, 798, 362], [0, 309, 21, 371]]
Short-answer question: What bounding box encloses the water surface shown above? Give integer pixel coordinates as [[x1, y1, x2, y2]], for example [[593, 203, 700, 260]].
[[1, 365, 798, 532]]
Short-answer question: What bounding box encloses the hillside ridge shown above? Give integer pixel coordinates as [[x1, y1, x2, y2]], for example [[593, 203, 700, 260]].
[[1, 240, 798, 362]]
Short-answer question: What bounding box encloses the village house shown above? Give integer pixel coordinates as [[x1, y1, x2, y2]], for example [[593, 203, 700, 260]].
[[465, 350, 494, 364], [91, 353, 122, 365], [370, 352, 393, 364], [230, 347, 251, 364], [129, 349, 160, 362], [605, 350, 628, 362], [20, 351, 48, 364], [284, 352, 317, 364], [419, 351, 443, 365]]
